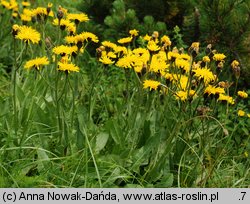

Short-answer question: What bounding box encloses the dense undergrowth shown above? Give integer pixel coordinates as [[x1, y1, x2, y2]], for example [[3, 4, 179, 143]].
[[0, 0, 249, 187]]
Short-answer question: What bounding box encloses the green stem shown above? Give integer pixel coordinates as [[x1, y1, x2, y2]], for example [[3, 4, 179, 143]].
[[13, 38, 18, 138], [67, 76, 75, 130], [82, 125, 102, 187], [55, 71, 62, 140]]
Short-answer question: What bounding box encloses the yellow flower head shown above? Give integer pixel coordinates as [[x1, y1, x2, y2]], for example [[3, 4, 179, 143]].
[[32, 7, 49, 17], [1, 0, 18, 10], [143, 80, 161, 91], [150, 52, 168, 73], [53, 45, 78, 56], [175, 90, 188, 101], [175, 58, 190, 73], [58, 62, 80, 73], [12, 24, 19, 36], [190, 42, 200, 53], [81, 32, 99, 43], [147, 40, 160, 52], [65, 32, 99, 45], [213, 53, 226, 61], [204, 85, 225, 96], [217, 94, 234, 105], [237, 91, 248, 99], [231, 60, 240, 69], [102, 41, 117, 50], [99, 55, 114, 65], [114, 46, 127, 55], [161, 35, 171, 46], [22, 1, 31, 7], [237, 110, 245, 117], [24, 57, 49, 70], [53, 18, 75, 31], [67, 13, 89, 23], [191, 42, 200, 49], [129, 29, 139, 37], [203, 56, 210, 63], [47, 3, 53, 8], [143, 34, 151, 41], [193, 67, 215, 84], [15, 25, 41, 44], [118, 36, 133, 44], [180, 53, 191, 61], [116, 52, 136, 69], [167, 49, 180, 60]]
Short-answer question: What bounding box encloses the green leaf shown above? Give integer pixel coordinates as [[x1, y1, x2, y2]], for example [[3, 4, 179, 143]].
[[154, 173, 173, 187], [95, 132, 109, 153], [37, 148, 50, 173], [106, 119, 122, 145]]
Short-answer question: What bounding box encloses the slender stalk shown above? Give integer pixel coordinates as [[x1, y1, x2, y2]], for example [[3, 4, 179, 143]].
[[12, 38, 18, 138], [55, 71, 62, 141], [81, 125, 102, 187], [67, 76, 75, 129]]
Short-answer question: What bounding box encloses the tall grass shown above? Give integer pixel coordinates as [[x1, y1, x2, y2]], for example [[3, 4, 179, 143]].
[[0, 0, 249, 187]]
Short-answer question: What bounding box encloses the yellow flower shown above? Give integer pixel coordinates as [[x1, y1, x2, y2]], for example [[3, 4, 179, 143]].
[[24, 57, 49, 70], [217, 94, 234, 105], [129, 29, 139, 37], [20, 14, 31, 22], [12, 12, 18, 18], [213, 53, 226, 61], [189, 90, 196, 97], [47, 3, 53, 8], [99, 55, 114, 65], [133, 61, 144, 73], [180, 53, 191, 61], [1, 0, 18, 10], [32, 6, 53, 17], [102, 41, 117, 50], [179, 75, 189, 90], [12, 24, 19, 36], [147, 40, 160, 52], [161, 35, 171, 46], [231, 60, 240, 69], [150, 52, 168, 73], [143, 34, 151, 41], [118, 36, 133, 44], [143, 80, 161, 91], [191, 42, 199, 49], [175, 58, 190, 72], [164, 73, 174, 81], [22, 1, 31, 7], [52, 45, 78, 56], [114, 46, 127, 55], [238, 110, 245, 117], [81, 32, 99, 43], [190, 42, 200, 53], [167, 50, 180, 60], [53, 18, 75, 31], [204, 85, 225, 96], [15, 25, 41, 44], [65, 32, 99, 45], [203, 56, 210, 63], [237, 91, 248, 99], [67, 13, 89, 23], [116, 53, 135, 69], [175, 91, 188, 101], [193, 67, 215, 84], [58, 62, 79, 73]]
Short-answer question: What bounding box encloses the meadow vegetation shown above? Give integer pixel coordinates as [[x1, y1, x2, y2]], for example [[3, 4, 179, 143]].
[[0, 0, 249, 187]]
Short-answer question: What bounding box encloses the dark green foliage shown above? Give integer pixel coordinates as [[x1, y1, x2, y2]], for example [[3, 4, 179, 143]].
[[183, 0, 250, 87]]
